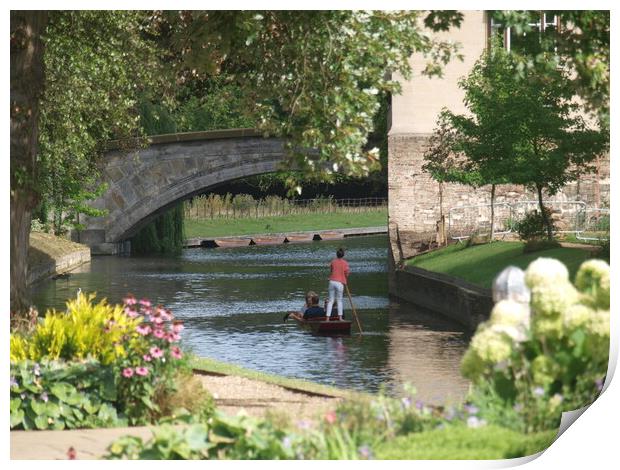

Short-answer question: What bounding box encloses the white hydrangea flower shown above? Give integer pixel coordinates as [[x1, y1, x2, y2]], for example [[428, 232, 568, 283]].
[[524, 258, 569, 289], [470, 325, 514, 364], [562, 304, 594, 331], [489, 300, 531, 329], [530, 282, 579, 318], [575, 259, 610, 310], [490, 324, 528, 343]]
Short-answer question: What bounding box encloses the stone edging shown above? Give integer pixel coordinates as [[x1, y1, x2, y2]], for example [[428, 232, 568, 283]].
[[390, 265, 493, 331], [28, 248, 91, 285]]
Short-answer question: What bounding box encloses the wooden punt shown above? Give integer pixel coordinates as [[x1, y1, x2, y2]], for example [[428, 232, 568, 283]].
[[285, 233, 315, 243], [214, 237, 252, 248], [289, 313, 352, 335], [251, 236, 287, 246], [317, 231, 345, 241]]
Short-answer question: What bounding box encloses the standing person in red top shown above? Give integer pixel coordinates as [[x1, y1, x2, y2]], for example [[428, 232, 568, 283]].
[[326, 247, 350, 320]]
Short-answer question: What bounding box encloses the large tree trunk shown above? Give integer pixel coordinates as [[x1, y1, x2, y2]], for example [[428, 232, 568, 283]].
[[10, 11, 48, 314], [536, 183, 554, 241]]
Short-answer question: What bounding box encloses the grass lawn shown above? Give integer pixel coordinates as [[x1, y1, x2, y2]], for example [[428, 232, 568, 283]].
[[407, 241, 596, 289], [184, 210, 387, 238], [374, 425, 556, 460]]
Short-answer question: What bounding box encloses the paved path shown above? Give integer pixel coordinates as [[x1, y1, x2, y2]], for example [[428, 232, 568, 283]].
[[10, 373, 340, 460]]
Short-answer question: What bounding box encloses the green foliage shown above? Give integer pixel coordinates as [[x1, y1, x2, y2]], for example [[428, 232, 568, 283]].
[[38, 11, 168, 235], [10, 292, 140, 364], [373, 425, 555, 460], [131, 204, 185, 255], [10, 359, 122, 430], [425, 40, 607, 241], [492, 11, 609, 129], [11, 292, 200, 429], [516, 208, 556, 242], [106, 413, 296, 460], [462, 258, 610, 432], [153, 11, 462, 191]]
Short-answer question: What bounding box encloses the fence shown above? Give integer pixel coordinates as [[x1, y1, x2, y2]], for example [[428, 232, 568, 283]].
[[448, 200, 607, 242], [575, 208, 610, 242], [184, 194, 387, 220]]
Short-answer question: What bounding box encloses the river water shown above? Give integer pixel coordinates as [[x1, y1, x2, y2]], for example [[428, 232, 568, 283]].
[[30, 235, 471, 404]]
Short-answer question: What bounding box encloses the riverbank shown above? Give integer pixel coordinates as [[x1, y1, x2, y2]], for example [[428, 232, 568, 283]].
[[406, 241, 598, 289], [184, 210, 387, 238], [28, 232, 91, 284]]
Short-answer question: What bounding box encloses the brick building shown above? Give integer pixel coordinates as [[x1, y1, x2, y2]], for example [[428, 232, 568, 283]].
[[388, 11, 610, 261]]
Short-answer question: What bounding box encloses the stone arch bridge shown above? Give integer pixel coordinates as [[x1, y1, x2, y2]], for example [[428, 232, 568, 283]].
[[77, 129, 286, 254]]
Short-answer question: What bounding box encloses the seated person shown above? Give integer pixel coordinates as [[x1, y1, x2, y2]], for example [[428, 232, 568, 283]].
[[302, 292, 326, 319]]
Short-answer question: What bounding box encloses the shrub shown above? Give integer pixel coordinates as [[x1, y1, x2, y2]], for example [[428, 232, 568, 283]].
[[106, 412, 297, 460], [10, 359, 122, 430], [113, 295, 190, 425], [516, 208, 555, 242], [461, 258, 610, 432], [11, 292, 194, 428], [10, 292, 141, 365]]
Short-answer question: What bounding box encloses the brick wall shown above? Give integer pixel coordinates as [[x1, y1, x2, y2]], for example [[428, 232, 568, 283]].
[[388, 133, 610, 259]]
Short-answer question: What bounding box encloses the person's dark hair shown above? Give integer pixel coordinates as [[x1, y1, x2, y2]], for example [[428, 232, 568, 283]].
[[336, 248, 345, 258], [309, 293, 320, 306]]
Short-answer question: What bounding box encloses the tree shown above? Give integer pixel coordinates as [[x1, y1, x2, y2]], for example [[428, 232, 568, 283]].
[[491, 10, 609, 131], [11, 11, 48, 314], [425, 43, 607, 242], [11, 10, 464, 313], [424, 44, 516, 240], [153, 10, 463, 191], [37, 11, 168, 235]]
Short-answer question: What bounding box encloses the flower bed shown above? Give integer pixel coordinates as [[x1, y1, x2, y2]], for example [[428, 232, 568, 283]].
[[10, 293, 212, 430]]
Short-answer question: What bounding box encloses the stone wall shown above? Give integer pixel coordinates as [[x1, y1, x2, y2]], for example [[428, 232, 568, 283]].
[[388, 133, 610, 260]]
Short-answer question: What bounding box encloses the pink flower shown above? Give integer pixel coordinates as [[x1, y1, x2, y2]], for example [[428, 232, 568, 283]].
[[152, 316, 165, 326], [123, 296, 137, 306], [136, 324, 151, 336], [135, 367, 149, 376], [171, 346, 183, 359], [139, 298, 152, 308], [166, 332, 181, 343], [125, 307, 139, 318], [150, 346, 164, 358], [325, 410, 337, 425], [172, 322, 184, 333], [122, 368, 134, 378], [152, 328, 166, 339], [143, 354, 152, 362]]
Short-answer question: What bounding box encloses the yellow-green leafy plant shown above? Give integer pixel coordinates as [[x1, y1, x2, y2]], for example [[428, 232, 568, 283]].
[[10, 292, 142, 365], [461, 258, 610, 432]]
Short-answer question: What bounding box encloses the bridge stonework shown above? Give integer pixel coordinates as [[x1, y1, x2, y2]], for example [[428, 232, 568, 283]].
[[76, 130, 286, 254]]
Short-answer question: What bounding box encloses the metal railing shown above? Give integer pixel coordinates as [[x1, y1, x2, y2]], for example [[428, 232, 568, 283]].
[[447, 200, 599, 241], [575, 208, 610, 242]]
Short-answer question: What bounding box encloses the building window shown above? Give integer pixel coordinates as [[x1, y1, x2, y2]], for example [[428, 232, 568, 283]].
[[489, 10, 560, 53]]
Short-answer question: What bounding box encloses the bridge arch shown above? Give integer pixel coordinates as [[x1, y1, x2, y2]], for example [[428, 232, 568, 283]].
[[78, 129, 287, 253]]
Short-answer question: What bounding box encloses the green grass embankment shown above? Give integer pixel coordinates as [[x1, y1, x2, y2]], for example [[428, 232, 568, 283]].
[[184, 210, 387, 238], [375, 425, 556, 460], [407, 241, 595, 289]]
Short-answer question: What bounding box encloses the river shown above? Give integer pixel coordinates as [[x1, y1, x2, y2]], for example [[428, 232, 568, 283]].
[[30, 235, 471, 404]]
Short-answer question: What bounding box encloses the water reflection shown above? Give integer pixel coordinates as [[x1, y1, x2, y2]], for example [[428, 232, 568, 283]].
[[30, 235, 470, 403]]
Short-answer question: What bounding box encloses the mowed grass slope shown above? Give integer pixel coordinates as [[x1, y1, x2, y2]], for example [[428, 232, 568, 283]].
[[374, 425, 556, 460], [184, 210, 387, 238], [406, 242, 594, 289]]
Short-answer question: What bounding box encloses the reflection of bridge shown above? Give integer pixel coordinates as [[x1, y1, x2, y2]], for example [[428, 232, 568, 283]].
[[77, 129, 286, 254]]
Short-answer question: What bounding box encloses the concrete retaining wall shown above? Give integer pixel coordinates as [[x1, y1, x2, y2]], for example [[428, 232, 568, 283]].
[[28, 248, 91, 285], [390, 263, 493, 331]]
